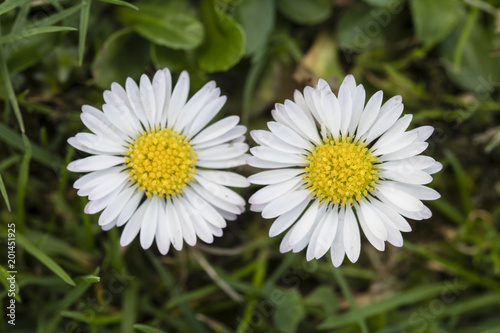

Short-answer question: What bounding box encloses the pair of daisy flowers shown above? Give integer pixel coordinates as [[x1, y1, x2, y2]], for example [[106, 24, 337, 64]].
[[67, 68, 441, 267]]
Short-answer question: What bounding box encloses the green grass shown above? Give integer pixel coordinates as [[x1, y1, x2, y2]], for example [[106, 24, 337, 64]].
[[1, 0, 500, 332]]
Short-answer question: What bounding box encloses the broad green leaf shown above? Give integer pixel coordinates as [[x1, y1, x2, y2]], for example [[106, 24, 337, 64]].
[[318, 284, 446, 329], [0, 0, 31, 16], [233, 0, 275, 55], [98, 0, 139, 10], [198, 0, 245, 72], [304, 285, 337, 314], [91, 29, 150, 89], [133, 324, 168, 333], [440, 21, 500, 92], [410, 0, 464, 46], [0, 26, 77, 45], [277, 0, 331, 25], [16, 232, 76, 286], [336, 5, 385, 51], [273, 289, 306, 333], [117, 3, 204, 50], [362, 0, 403, 7], [150, 44, 190, 72]]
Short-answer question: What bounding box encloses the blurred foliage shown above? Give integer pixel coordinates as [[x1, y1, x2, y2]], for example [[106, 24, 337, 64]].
[[0, 0, 500, 332]]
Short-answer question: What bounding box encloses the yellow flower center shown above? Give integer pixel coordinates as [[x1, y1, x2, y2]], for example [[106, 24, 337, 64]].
[[304, 137, 378, 205], [126, 127, 197, 198]]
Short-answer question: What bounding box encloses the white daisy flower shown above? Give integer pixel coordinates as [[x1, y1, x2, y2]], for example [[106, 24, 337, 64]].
[[68, 68, 250, 254], [247, 75, 442, 267]]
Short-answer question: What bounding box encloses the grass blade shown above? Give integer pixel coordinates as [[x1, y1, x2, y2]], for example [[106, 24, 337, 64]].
[[16, 134, 31, 232], [0, 27, 24, 132], [98, 0, 139, 10], [16, 232, 76, 287], [133, 324, 168, 333], [78, 0, 91, 65], [0, 0, 31, 16], [0, 123, 63, 167], [0, 26, 77, 45], [318, 283, 446, 329], [31, 3, 84, 29], [0, 174, 10, 211]]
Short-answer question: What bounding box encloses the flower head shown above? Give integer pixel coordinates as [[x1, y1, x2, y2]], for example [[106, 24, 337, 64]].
[[68, 68, 250, 254], [248, 75, 442, 267]]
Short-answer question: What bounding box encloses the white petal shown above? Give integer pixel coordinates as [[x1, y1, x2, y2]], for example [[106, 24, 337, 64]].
[[390, 183, 441, 200], [197, 143, 248, 161], [357, 205, 385, 251], [359, 200, 388, 241], [194, 174, 245, 206], [126, 77, 149, 129], [155, 199, 171, 255], [246, 156, 300, 169], [183, 188, 226, 228], [284, 99, 321, 143], [176, 82, 217, 133], [423, 161, 443, 175], [197, 169, 250, 187], [140, 197, 159, 249], [268, 198, 309, 237], [343, 205, 361, 263], [288, 201, 320, 247], [191, 115, 240, 145], [249, 176, 303, 205], [68, 137, 109, 155], [379, 95, 402, 115], [293, 89, 315, 124], [357, 90, 383, 137], [376, 182, 425, 212], [158, 68, 173, 128], [167, 71, 189, 129], [267, 122, 314, 151], [408, 125, 434, 141], [102, 103, 137, 138], [330, 207, 345, 267], [248, 169, 303, 185], [250, 130, 305, 155], [73, 166, 125, 189], [338, 76, 354, 137], [250, 146, 305, 165], [74, 132, 125, 154], [186, 96, 227, 139], [120, 200, 147, 246], [348, 85, 366, 135], [371, 115, 413, 151], [193, 125, 246, 150], [166, 199, 183, 250], [84, 182, 124, 215], [98, 186, 137, 226], [67, 155, 125, 172], [369, 197, 412, 232], [117, 190, 144, 227], [321, 92, 341, 138], [364, 104, 404, 144], [139, 74, 156, 129], [314, 206, 339, 259], [191, 183, 241, 215], [173, 198, 197, 246], [262, 190, 311, 219], [378, 142, 429, 162], [385, 223, 403, 247], [197, 153, 249, 169], [152, 69, 167, 126], [103, 89, 142, 133], [373, 131, 418, 156], [87, 172, 129, 200]]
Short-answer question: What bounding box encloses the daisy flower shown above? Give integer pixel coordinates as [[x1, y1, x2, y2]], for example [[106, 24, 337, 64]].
[[68, 68, 250, 254], [247, 75, 442, 267]]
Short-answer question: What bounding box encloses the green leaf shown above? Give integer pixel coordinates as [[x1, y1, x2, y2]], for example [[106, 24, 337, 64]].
[[117, 3, 204, 50], [16, 232, 76, 287], [61, 311, 122, 324], [273, 289, 306, 333], [198, 0, 245, 72], [133, 324, 168, 333], [150, 43, 190, 72], [277, 0, 331, 25], [336, 5, 385, 51], [0, 265, 20, 301], [410, 0, 464, 46], [0, 42, 24, 132], [78, 0, 91, 65], [304, 286, 337, 314], [16, 134, 31, 232], [318, 284, 447, 329], [0, 26, 77, 45], [98, 0, 139, 10], [233, 0, 275, 55], [91, 29, 150, 89], [440, 20, 500, 92], [0, 174, 10, 211], [0, 0, 31, 16]]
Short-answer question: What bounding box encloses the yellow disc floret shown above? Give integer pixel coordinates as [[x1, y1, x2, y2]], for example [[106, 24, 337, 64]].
[[304, 137, 378, 205], [126, 127, 197, 198]]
